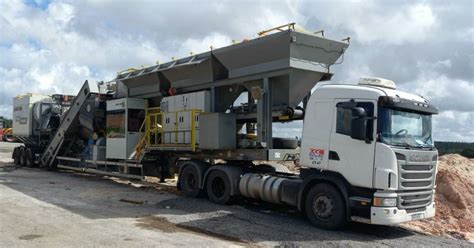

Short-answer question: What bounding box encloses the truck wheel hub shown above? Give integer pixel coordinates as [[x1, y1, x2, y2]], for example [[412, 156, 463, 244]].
[[187, 174, 196, 188], [313, 195, 333, 218], [211, 178, 225, 197]]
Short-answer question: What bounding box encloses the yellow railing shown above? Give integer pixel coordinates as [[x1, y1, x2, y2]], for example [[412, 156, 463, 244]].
[[134, 107, 161, 160], [134, 107, 201, 158], [258, 22, 296, 37], [146, 108, 163, 146]]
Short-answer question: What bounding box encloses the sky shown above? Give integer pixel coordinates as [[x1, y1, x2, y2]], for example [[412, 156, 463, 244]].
[[0, 0, 473, 141]]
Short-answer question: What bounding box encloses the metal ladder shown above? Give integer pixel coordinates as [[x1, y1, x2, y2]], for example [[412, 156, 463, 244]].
[[40, 80, 100, 168]]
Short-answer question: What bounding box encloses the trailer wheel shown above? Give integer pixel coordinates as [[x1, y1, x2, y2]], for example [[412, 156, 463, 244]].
[[305, 183, 347, 230], [12, 147, 19, 165], [206, 170, 232, 204], [25, 148, 34, 167], [179, 165, 202, 198], [19, 147, 26, 166]]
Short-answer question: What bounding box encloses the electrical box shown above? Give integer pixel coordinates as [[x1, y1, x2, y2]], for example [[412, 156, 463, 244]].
[[163, 112, 176, 132], [160, 91, 211, 145], [161, 91, 211, 112], [163, 112, 176, 144], [106, 98, 146, 160], [199, 113, 236, 150], [160, 97, 175, 112]]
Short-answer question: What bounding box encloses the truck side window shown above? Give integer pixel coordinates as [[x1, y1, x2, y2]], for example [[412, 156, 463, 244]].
[[336, 108, 352, 135], [336, 102, 374, 139]]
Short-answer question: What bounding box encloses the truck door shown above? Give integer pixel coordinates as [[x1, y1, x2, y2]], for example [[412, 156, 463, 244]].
[[329, 99, 376, 188]]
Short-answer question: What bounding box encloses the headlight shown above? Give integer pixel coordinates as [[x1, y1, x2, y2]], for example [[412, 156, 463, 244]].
[[373, 197, 397, 207]]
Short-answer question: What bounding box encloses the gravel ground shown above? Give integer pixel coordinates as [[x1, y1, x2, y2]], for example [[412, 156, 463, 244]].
[[0, 142, 471, 247]]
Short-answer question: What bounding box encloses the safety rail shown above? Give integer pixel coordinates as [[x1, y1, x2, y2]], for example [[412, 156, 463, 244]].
[[133, 107, 160, 160], [134, 108, 202, 160], [258, 22, 296, 37]]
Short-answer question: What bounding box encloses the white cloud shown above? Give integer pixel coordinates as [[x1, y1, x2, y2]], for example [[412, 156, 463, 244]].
[[301, 2, 438, 45], [433, 111, 474, 141], [181, 33, 232, 57], [402, 69, 474, 113], [397, 65, 474, 141], [355, 3, 437, 44]]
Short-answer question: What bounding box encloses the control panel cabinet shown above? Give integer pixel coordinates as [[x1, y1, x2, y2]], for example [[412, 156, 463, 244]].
[[161, 91, 211, 112], [160, 91, 210, 145]]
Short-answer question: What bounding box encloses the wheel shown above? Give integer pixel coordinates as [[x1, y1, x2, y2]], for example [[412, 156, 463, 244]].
[[272, 137, 298, 149], [25, 148, 34, 167], [206, 170, 232, 204], [305, 183, 347, 230], [19, 147, 26, 166], [179, 165, 201, 197], [13, 147, 19, 165]]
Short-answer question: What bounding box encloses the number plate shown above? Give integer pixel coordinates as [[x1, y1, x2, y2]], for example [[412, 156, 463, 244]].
[[411, 213, 424, 221]]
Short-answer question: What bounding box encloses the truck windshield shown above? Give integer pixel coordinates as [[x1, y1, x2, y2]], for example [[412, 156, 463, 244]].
[[377, 107, 433, 148]]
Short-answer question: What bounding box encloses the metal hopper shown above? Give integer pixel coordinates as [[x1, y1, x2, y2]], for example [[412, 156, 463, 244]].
[[115, 26, 349, 109]]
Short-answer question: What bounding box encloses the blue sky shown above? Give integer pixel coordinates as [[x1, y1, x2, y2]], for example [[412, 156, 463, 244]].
[[0, 0, 473, 141], [24, 0, 51, 9]]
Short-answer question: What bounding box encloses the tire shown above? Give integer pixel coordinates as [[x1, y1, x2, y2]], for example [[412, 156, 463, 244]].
[[13, 147, 20, 165], [206, 170, 232, 204], [19, 147, 26, 166], [179, 165, 202, 198], [305, 183, 347, 230], [272, 137, 298, 149], [25, 148, 34, 167]]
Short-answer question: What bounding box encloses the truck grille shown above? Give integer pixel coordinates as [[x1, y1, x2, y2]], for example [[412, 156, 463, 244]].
[[398, 190, 433, 209], [396, 153, 436, 209], [398, 161, 436, 191]]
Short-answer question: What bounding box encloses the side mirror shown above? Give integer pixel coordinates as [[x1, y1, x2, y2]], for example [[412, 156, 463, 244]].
[[351, 107, 367, 141], [351, 107, 366, 118]]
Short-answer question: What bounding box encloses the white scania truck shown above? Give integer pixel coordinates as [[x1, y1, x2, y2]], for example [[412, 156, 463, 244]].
[[299, 78, 437, 227], [11, 24, 438, 229]]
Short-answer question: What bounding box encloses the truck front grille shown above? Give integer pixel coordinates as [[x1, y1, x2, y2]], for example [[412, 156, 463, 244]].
[[396, 154, 436, 209], [401, 164, 431, 171], [398, 161, 436, 191], [398, 190, 433, 209]]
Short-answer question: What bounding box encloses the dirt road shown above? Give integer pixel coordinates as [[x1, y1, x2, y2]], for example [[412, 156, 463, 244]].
[[0, 142, 471, 247]]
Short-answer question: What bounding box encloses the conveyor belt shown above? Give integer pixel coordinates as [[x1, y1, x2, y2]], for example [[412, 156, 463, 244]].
[[40, 81, 101, 168]]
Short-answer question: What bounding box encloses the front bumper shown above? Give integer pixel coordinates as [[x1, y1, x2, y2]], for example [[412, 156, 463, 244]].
[[370, 202, 435, 225]]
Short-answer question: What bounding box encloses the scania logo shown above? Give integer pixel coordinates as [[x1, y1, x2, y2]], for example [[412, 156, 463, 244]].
[[409, 154, 431, 162]]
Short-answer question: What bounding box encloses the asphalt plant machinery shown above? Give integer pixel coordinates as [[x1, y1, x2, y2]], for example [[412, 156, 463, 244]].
[[12, 24, 439, 229], [113, 24, 349, 162], [14, 23, 347, 186]]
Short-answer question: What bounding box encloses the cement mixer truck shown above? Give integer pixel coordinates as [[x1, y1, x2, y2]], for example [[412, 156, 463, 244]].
[[11, 23, 439, 229]]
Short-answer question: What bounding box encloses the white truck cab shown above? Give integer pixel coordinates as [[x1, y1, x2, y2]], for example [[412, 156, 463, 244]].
[[300, 77, 438, 225]]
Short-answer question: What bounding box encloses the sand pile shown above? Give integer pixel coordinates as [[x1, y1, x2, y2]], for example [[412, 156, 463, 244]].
[[403, 154, 474, 242]]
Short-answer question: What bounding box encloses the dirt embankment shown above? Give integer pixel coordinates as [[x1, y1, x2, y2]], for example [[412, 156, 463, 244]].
[[403, 154, 474, 242]]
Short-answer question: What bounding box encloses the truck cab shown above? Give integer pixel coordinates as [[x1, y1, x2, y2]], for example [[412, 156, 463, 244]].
[[300, 77, 438, 225]]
